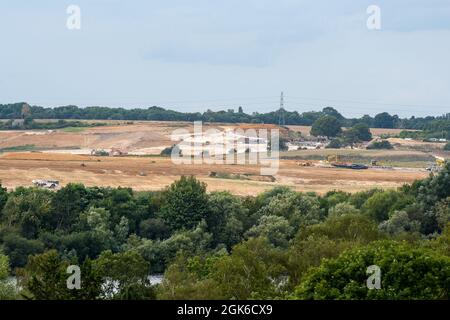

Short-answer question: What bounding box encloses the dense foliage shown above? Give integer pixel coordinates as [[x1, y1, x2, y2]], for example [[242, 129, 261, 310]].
[[366, 140, 393, 150], [0, 163, 449, 300], [444, 142, 450, 151], [310, 116, 342, 138]]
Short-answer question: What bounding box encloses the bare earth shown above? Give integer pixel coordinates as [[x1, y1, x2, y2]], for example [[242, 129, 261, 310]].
[[0, 152, 427, 195], [287, 126, 414, 136], [0, 121, 433, 195]]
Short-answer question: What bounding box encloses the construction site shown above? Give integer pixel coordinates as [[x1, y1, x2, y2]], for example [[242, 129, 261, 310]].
[[0, 120, 446, 195]]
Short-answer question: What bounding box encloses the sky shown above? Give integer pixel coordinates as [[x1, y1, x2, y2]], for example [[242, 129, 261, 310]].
[[0, 0, 450, 117]]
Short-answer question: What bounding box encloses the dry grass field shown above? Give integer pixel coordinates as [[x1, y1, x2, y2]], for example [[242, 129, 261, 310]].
[[0, 151, 427, 195], [0, 121, 436, 195]]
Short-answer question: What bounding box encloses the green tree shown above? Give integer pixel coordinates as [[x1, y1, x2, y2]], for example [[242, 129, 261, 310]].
[[373, 112, 395, 128], [93, 250, 155, 300], [362, 190, 413, 222], [160, 176, 209, 230], [157, 253, 225, 300], [311, 116, 342, 138], [328, 203, 360, 218], [413, 162, 450, 207], [0, 254, 17, 300], [378, 210, 420, 235], [2, 187, 53, 238], [211, 238, 287, 299], [18, 250, 102, 300], [429, 222, 450, 257], [444, 142, 450, 151], [51, 183, 89, 231], [299, 214, 381, 244], [325, 139, 342, 149], [321, 190, 351, 212], [348, 189, 380, 209], [342, 123, 372, 147], [366, 140, 393, 150], [79, 207, 129, 251], [245, 215, 293, 248], [294, 241, 450, 299], [351, 123, 372, 141], [157, 221, 213, 268], [205, 192, 247, 249], [286, 235, 351, 290], [258, 191, 323, 231], [322, 107, 344, 121], [0, 183, 8, 213], [139, 218, 171, 240], [1, 232, 45, 268]]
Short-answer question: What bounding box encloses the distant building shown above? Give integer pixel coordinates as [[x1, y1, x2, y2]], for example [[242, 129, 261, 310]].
[[11, 119, 25, 128], [109, 148, 128, 156]]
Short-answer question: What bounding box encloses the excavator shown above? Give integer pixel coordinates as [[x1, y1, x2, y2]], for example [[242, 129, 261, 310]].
[[426, 155, 446, 172]]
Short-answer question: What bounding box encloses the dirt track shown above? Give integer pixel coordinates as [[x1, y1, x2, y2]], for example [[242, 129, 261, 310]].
[[0, 152, 428, 195]]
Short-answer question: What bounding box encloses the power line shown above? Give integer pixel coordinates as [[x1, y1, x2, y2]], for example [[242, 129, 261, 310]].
[[287, 95, 450, 110], [15, 93, 450, 115], [285, 100, 450, 114]]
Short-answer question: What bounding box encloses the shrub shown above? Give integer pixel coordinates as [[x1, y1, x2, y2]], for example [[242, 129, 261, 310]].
[[444, 142, 450, 151], [294, 241, 450, 300], [366, 140, 393, 150], [326, 139, 342, 149]]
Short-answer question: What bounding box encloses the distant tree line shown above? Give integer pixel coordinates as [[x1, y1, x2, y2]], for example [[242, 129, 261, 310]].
[[1, 102, 449, 131], [0, 119, 106, 131]]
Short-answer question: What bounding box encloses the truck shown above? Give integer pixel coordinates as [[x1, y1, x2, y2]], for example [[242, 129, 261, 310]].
[[32, 179, 60, 189]]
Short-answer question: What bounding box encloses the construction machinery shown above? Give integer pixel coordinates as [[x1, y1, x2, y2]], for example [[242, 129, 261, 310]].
[[326, 154, 368, 170], [435, 156, 446, 167], [297, 161, 313, 167], [426, 155, 446, 172], [326, 154, 341, 163], [32, 179, 59, 189], [110, 147, 127, 156]]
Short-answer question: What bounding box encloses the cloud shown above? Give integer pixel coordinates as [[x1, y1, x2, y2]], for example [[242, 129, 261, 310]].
[[1, 1, 449, 117]]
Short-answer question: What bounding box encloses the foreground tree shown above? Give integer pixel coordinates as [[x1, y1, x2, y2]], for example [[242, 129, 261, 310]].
[[294, 241, 450, 300], [205, 192, 247, 249], [93, 250, 155, 300], [160, 176, 209, 230], [0, 254, 17, 300], [18, 250, 102, 300], [211, 238, 287, 299], [0, 183, 8, 213]]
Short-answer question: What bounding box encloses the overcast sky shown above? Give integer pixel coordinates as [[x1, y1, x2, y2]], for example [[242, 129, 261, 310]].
[[1, 0, 449, 117]]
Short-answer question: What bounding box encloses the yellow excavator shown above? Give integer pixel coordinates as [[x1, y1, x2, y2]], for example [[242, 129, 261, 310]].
[[427, 155, 446, 172], [326, 154, 341, 163], [435, 156, 446, 167]]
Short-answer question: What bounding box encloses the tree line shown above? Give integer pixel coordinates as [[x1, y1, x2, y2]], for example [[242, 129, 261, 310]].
[[1, 102, 450, 131], [0, 163, 449, 300]]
